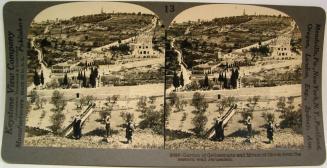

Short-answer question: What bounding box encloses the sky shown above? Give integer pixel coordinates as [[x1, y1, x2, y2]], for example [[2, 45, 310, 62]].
[[173, 4, 289, 23], [33, 2, 155, 22]]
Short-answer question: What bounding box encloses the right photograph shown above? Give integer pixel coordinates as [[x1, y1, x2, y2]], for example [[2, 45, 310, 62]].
[[165, 4, 303, 150]]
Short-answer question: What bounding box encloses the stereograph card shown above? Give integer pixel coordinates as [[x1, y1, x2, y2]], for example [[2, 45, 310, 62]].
[[1, 1, 326, 167]]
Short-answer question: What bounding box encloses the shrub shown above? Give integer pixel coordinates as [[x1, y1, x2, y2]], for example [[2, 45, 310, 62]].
[[277, 97, 302, 132], [50, 109, 65, 135], [240, 96, 260, 122], [50, 90, 67, 111], [191, 113, 208, 138], [30, 90, 39, 103], [139, 106, 164, 134], [167, 92, 178, 106], [175, 99, 187, 112], [217, 96, 236, 115], [50, 90, 67, 135], [35, 97, 47, 109], [120, 111, 134, 123], [191, 92, 208, 138], [262, 112, 276, 123]]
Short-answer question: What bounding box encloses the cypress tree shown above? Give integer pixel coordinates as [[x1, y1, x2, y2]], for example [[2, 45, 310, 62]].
[[204, 73, 209, 89], [223, 72, 228, 89], [77, 71, 81, 81], [40, 70, 44, 85], [180, 72, 184, 87], [89, 69, 96, 88], [33, 69, 40, 86], [94, 67, 99, 78], [173, 71, 180, 91], [63, 73, 68, 87], [82, 71, 87, 87], [230, 69, 236, 89]]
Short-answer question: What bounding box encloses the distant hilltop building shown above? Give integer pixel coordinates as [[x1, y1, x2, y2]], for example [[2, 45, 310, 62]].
[[131, 32, 161, 58]]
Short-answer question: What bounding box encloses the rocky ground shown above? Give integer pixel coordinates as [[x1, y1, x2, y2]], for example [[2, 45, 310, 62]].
[[24, 128, 164, 149], [165, 128, 303, 150]]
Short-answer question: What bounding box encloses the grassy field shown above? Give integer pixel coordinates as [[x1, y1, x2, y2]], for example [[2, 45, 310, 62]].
[[25, 83, 165, 149], [165, 84, 303, 150], [24, 128, 164, 149], [165, 128, 303, 150]]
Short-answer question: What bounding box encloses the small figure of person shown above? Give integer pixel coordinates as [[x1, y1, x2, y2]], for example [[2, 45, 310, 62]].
[[73, 115, 82, 140], [125, 121, 134, 144], [245, 116, 253, 139], [105, 115, 111, 138], [214, 118, 224, 141], [267, 121, 274, 144]]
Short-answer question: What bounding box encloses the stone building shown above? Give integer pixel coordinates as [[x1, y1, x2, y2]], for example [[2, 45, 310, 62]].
[[271, 35, 294, 59], [131, 32, 160, 58]]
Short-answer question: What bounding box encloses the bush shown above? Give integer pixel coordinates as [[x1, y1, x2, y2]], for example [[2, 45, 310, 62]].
[[261, 112, 276, 123], [191, 113, 208, 138], [120, 111, 134, 123], [240, 96, 260, 122], [139, 107, 164, 134], [50, 110, 65, 135], [35, 97, 47, 109], [50, 90, 67, 111], [191, 92, 208, 138], [175, 99, 187, 112], [167, 92, 178, 106], [50, 90, 67, 135], [277, 97, 302, 132], [191, 92, 208, 113], [46, 79, 60, 89], [30, 90, 39, 103]]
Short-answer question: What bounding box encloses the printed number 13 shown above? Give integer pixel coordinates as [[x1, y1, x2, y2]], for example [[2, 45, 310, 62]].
[[165, 5, 175, 13]]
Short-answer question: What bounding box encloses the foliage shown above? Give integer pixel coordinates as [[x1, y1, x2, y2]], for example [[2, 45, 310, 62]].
[[191, 92, 208, 113], [191, 92, 208, 138], [136, 96, 147, 113], [217, 96, 236, 115], [148, 96, 157, 104], [120, 111, 134, 123], [40, 71, 44, 85], [99, 95, 118, 119], [276, 97, 302, 132], [33, 70, 40, 86], [261, 112, 276, 123], [50, 90, 67, 111], [110, 44, 131, 56], [175, 98, 187, 112], [30, 90, 39, 103], [46, 79, 60, 89], [85, 95, 96, 105], [240, 96, 260, 122], [137, 97, 164, 134], [35, 97, 47, 109], [50, 110, 65, 135], [168, 92, 178, 106], [180, 72, 184, 87], [173, 71, 180, 91], [203, 74, 209, 89], [50, 90, 67, 135], [63, 73, 68, 87]]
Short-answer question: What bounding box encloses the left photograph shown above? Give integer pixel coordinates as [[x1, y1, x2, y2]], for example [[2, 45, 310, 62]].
[[24, 2, 165, 149]]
